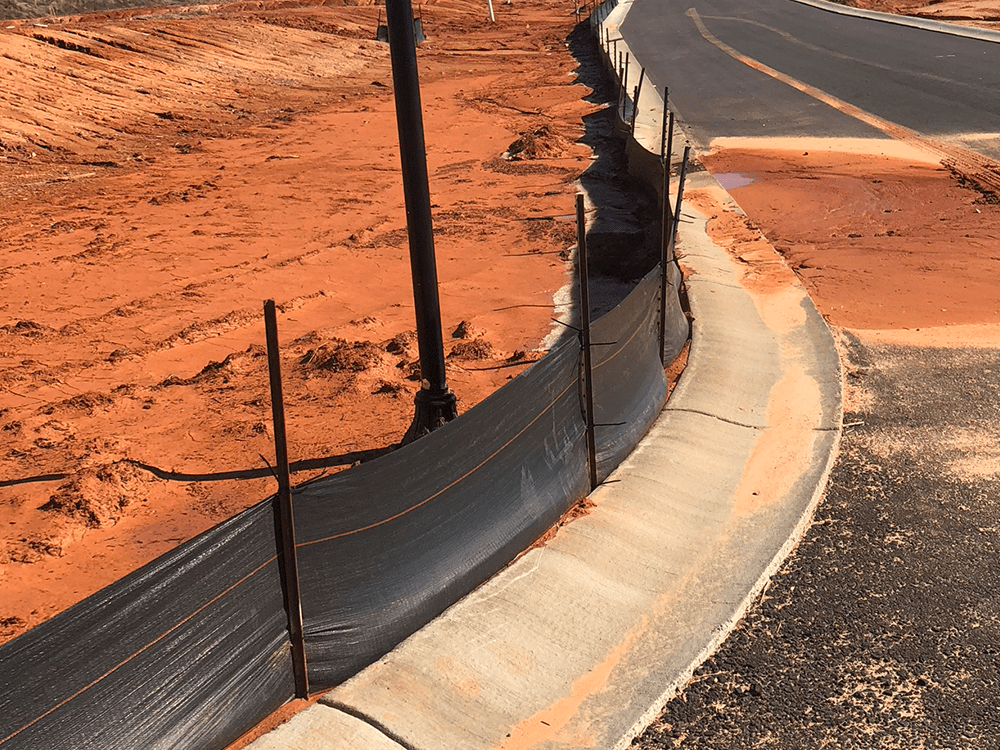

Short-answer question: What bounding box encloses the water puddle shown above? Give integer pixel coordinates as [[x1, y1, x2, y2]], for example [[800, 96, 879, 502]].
[[715, 172, 755, 190]]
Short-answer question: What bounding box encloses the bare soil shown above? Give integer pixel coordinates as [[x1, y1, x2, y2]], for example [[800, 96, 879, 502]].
[[0, 0, 599, 645], [701, 138, 1000, 331], [842, 0, 1000, 30]]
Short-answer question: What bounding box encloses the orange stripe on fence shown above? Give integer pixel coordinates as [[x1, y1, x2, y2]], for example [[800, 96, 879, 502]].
[[298, 376, 581, 548], [0, 555, 278, 747]]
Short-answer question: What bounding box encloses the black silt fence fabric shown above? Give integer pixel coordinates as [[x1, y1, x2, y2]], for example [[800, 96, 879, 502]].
[[0, 501, 294, 750], [0, 259, 685, 747], [293, 335, 589, 690], [591, 268, 669, 483]]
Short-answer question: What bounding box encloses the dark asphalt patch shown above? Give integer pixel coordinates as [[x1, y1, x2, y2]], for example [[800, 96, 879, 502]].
[[634, 332, 1000, 749]]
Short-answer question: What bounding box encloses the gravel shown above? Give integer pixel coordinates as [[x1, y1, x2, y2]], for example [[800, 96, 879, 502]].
[[634, 331, 1000, 749]]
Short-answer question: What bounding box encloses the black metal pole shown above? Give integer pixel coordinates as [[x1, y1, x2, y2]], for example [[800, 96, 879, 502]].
[[665, 110, 674, 176], [658, 150, 671, 366], [263, 299, 309, 699], [660, 87, 668, 160], [631, 67, 645, 134], [576, 195, 599, 491], [385, 0, 458, 443], [670, 146, 691, 255]]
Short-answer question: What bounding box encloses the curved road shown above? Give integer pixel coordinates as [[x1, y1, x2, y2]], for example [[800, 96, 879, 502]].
[[623, 2, 1000, 748], [621, 0, 1000, 159]]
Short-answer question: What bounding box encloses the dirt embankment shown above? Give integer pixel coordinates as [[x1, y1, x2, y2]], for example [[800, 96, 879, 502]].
[[0, 0, 603, 644], [839, 0, 1000, 29]]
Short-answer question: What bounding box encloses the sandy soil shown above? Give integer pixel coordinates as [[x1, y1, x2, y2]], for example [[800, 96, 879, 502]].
[[701, 138, 1000, 331], [0, 0, 600, 645], [844, 0, 1000, 29]]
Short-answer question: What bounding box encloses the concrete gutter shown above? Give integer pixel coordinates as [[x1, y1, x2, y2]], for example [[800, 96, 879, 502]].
[[789, 0, 1000, 44], [245, 3, 843, 748]]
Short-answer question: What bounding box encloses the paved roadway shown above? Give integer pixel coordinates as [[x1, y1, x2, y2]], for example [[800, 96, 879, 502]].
[[622, 1, 1000, 748], [634, 334, 1000, 750], [620, 0, 1000, 158]]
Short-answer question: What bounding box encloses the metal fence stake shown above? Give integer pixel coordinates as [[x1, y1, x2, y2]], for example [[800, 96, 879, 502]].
[[658, 154, 671, 366], [665, 110, 675, 187], [576, 195, 599, 491], [263, 299, 309, 699], [660, 87, 669, 160], [631, 67, 645, 133], [671, 146, 691, 255]]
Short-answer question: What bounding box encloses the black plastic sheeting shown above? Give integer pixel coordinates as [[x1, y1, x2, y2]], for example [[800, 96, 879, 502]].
[[0, 501, 294, 750], [591, 268, 669, 483], [0, 265, 684, 748], [294, 334, 588, 689], [0, 13, 691, 735]]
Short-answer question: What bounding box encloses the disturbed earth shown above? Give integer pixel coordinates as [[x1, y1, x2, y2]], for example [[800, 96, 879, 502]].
[[843, 0, 1000, 31], [0, 0, 606, 645]]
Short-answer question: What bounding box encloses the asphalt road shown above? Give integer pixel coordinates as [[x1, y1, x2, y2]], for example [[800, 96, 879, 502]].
[[620, 0, 1000, 157], [633, 337, 1000, 749], [619, 2, 1000, 747]]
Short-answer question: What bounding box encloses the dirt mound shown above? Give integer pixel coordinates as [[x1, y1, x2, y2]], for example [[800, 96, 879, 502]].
[[298, 339, 386, 373], [190, 345, 267, 384], [0, 320, 52, 337], [384, 330, 418, 357], [449, 337, 496, 360], [451, 319, 484, 340], [44, 392, 117, 415], [506, 125, 576, 161], [41, 460, 150, 527]]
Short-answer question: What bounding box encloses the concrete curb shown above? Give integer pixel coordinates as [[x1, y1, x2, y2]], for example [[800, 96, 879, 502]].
[[303, 175, 843, 747], [788, 0, 1000, 44], [242, 2, 843, 748]]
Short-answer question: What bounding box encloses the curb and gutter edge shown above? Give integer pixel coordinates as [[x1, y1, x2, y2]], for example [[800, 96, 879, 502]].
[[244, 2, 845, 748]]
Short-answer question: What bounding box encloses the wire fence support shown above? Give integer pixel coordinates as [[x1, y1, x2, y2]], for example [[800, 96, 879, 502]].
[[576, 194, 599, 491], [263, 299, 309, 699], [671, 145, 691, 253]]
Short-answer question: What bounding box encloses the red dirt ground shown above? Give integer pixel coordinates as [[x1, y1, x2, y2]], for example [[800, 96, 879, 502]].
[[846, 0, 1000, 30], [701, 138, 1000, 331], [0, 0, 599, 645]]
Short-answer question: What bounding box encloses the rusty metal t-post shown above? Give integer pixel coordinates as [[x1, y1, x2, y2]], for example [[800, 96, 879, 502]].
[[263, 299, 308, 699], [385, 0, 458, 443], [576, 194, 598, 491], [658, 111, 674, 366]]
